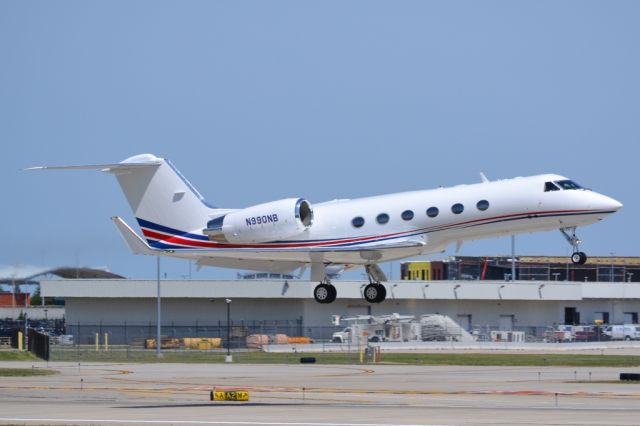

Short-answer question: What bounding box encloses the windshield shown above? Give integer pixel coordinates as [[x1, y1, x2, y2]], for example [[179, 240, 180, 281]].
[[544, 181, 560, 192], [555, 179, 583, 190]]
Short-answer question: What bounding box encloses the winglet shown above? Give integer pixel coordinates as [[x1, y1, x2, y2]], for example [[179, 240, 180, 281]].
[[480, 172, 489, 183], [111, 216, 157, 255]]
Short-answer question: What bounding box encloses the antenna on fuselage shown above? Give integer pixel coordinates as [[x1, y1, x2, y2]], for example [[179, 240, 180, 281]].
[[479, 172, 489, 183]]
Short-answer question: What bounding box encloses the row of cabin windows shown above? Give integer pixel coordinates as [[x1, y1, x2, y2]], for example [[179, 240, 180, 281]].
[[351, 200, 490, 228]]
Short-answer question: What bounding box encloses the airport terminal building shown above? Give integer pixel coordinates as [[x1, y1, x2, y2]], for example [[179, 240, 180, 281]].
[[41, 276, 640, 344]]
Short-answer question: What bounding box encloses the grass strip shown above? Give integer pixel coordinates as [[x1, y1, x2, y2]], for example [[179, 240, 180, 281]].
[[0, 368, 58, 377], [0, 351, 38, 361], [50, 349, 640, 367]]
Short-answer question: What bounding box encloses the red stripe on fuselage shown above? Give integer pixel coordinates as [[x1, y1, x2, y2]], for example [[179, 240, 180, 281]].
[[142, 208, 599, 250]]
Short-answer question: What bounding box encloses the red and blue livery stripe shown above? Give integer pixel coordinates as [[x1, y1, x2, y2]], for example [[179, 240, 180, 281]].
[[136, 208, 613, 251]]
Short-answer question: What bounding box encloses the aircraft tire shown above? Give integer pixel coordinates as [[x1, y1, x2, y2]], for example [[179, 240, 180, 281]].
[[363, 284, 379, 303], [376, 285, 387, 303], [313, 284, 332, 304], [364, 284, 386, 304], [327, 285, 337, 303], [571, 252, 587, 265], [578, 252, 588, 265]]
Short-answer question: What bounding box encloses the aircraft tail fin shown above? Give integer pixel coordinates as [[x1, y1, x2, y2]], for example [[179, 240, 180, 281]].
[[28, 154, 218, 242]]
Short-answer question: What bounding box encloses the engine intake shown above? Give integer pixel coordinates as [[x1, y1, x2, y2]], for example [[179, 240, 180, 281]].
[[204, 198, 314, 243]]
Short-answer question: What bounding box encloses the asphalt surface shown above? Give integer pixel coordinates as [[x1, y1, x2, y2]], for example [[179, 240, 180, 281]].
[[0, 361, 639, 425]]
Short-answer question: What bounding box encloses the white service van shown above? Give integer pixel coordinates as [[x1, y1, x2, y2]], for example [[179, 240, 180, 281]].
[[603, 324, 640, 341]]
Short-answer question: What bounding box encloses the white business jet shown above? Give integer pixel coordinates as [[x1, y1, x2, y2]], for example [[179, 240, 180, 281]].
[[29, 154, 622, 304]]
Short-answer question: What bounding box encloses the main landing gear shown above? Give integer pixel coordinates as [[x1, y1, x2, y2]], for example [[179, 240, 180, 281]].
[[363, 283, 386, 303], [560, 227, 588, 265], [313, 280, 337, 304], [363, 265, 387, 304], [312, 264, 388, 304]]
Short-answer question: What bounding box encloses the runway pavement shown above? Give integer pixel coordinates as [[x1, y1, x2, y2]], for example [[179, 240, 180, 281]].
[[0, 361, 639, 425]]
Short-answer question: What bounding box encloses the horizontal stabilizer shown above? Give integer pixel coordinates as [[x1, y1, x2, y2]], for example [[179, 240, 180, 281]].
[[25, 162, 160, 173], [111, 216, 157, 255]]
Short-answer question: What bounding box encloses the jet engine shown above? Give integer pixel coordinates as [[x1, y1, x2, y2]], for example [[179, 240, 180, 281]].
[[204, 198, 314, 243]]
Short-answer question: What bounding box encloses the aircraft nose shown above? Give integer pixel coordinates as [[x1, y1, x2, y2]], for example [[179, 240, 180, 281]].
[[609, 197, 623, 211], [595, 194, 623, 212]]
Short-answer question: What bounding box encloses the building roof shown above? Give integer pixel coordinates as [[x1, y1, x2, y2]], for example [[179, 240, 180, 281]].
[[40, 279, 640, 301], [0, 265, 124, 284], [402, 256, 640, 266]]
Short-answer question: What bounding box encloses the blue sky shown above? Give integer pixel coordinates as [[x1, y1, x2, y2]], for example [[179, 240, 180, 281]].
[[1, 1, 638, 280]]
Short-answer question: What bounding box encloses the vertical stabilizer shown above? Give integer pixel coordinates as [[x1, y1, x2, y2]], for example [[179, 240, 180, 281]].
[[112, 154, 216, 235], [28, 154, 217, 237]]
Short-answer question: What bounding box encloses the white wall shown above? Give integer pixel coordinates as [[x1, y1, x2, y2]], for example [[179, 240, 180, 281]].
[[44, 279, 640, 329]]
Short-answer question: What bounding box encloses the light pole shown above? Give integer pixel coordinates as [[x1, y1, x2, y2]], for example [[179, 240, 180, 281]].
[[225, 298, 232, 363], [11, 277, 16, 320], [511, 235, 516, 282], [156, 256, 162, 359]]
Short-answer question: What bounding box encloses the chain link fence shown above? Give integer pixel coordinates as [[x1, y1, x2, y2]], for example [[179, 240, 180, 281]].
[[1, 318, 616, 362]]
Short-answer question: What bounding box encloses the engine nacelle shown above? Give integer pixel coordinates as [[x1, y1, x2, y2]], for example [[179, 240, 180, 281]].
[[204, 198, 314, 243]]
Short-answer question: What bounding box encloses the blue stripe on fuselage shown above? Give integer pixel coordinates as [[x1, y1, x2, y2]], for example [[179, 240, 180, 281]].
[[139, 210, 614, 251]]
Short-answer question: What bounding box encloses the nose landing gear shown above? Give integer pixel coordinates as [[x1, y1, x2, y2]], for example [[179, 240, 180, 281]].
[[560, 227, 588, 265], [571, 251, 588, 265]]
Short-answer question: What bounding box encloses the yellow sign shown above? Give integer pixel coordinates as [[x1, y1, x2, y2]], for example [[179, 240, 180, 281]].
[[211, 390, 249, 401]]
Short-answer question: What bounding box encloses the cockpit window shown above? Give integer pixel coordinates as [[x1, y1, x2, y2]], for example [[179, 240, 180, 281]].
[[544, 181, 560, 192], [555, 179, 583, 190]]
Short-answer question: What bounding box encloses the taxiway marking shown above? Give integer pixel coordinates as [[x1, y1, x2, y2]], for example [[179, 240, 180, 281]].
[[0, 419, 448, 426]]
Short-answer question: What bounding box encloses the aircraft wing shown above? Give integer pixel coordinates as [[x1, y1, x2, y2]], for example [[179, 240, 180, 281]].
[[111, 217, 432, 273], [195, 257, 305, 274]]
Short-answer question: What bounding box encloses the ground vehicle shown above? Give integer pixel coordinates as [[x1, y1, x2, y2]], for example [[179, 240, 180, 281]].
[[331, 313, 471, 343], [331, 314, 420, 343], [603, 324, 640, 341], [332, 327, 356, 343]]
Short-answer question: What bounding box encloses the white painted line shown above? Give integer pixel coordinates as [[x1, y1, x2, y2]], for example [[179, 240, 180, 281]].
[[0, 419, 449, 426]]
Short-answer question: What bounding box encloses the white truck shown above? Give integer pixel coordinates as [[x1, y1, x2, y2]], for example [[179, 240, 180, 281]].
[[603, 324, 640, 341], [331, 313, 473, 343], [331, 314, 420, 343]]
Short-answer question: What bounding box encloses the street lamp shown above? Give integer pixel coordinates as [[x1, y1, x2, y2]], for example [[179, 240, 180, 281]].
[[225, 298, 232, 363]]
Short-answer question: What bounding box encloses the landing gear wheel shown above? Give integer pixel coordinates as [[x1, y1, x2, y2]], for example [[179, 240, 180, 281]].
[[364, 284, 387, 303], [327, 284, 337, 303], [313, 283, 337, 304], [377, 284, 387, 303], [313, 283, 329, 303], [571, 251, 587, 265]]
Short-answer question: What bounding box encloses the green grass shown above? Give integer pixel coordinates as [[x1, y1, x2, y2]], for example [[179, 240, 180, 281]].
[[49, 348, 640, 367], [0, 351, 38, 361], [377, 353, 640, 367], [0, 368, 58, 377], [52, 348, 363, 364]]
